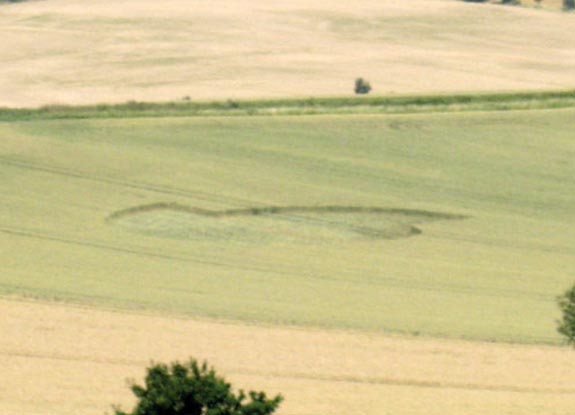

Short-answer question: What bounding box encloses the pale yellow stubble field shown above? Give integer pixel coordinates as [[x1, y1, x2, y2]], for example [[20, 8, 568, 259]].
[[0, 0, 574, 107], [3, 298, 575, 415]]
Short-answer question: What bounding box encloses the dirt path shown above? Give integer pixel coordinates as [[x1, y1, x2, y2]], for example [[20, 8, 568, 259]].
[[2, 297, 575, 415]]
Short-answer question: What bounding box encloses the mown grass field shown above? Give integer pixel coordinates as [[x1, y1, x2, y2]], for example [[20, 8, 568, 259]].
[[1, 107, 573, 344]]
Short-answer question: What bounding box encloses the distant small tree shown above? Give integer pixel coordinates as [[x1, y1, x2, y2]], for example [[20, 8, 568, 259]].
[[114, 359, 283, 415], [564, 0, 575, 10], [557, 284, 575, 345], [354, 78, 372, 95]]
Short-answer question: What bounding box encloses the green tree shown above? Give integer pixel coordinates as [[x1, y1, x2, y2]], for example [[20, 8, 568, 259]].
[[564, 0, 575, 10], [354, 78, 372, 95], [557, 284, 575, 345], [114, 359, 283, 415]]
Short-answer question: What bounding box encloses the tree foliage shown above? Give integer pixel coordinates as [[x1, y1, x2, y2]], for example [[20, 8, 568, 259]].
[[354, 78, 372, 95], [557, 284, 575, 345], [115, 359, 283, 415]]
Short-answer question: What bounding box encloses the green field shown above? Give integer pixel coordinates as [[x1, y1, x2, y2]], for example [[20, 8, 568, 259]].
[[1, 108, 573, 343]]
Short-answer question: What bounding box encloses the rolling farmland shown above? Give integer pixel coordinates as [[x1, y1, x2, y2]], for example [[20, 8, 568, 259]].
[[1, 0, 575, 106], [1, 97, 575, 415], [2, 0, 575, 414], [1, 109, 573, 343]]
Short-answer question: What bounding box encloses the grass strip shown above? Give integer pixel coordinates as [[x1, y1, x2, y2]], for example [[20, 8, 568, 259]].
[[1, 89, 575, 121]]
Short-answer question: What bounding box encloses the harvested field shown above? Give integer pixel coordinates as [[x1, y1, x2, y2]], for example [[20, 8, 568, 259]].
[[2, 298, 575, 415], [1, 0, 575, 106]]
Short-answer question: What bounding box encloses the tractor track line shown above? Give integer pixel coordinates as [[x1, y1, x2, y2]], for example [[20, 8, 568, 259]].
[[0, 224, 555, 304], [2, 349, 573, 394]]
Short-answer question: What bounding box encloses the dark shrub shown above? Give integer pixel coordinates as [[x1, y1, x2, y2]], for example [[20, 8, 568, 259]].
[[354, 78, 372, 95], [114, 359, 282, 415], [557, 284, 575, 345]]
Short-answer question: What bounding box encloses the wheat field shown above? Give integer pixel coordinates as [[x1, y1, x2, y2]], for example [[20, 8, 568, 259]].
[[1, 109, 575, 414], [1, 1, 575, 415], [1, 0, 575, 107]]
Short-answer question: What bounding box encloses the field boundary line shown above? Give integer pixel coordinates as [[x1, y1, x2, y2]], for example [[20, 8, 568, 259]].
[[1, 90, 575, 121]]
